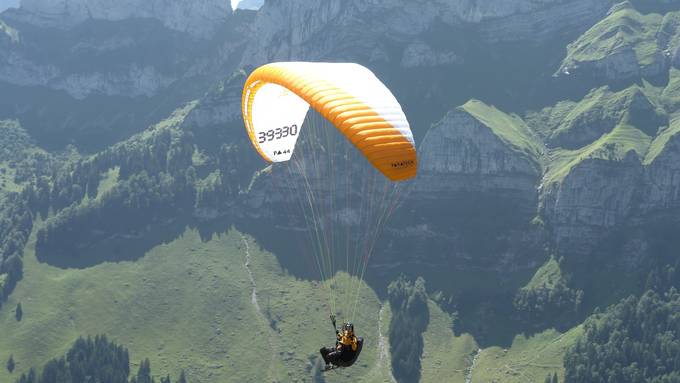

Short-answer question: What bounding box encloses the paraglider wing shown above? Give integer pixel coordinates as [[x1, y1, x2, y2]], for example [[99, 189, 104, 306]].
[[242, 62, 417, 181]]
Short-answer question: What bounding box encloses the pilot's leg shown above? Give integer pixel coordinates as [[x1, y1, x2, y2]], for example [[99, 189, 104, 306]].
[[326, 350, 343, 366], [319, 346, 334, 364]]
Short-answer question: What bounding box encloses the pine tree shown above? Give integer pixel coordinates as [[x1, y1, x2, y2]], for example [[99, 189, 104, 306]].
[[552, 372, 558, 383], [7, 354, 14, 373], [178, 370, 187, 383], [15, 302, 22, 321], [387, 276, 429, 383], [136, 358, 152, 383], [544, 375, 552, 383], [17, 368, 36, 383]]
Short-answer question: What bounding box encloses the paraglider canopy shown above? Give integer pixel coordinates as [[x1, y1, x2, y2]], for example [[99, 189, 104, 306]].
[[241, 62, 417, 181], [240, 61, 417, 329]]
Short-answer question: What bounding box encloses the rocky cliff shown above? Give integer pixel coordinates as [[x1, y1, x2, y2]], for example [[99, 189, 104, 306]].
[[415, 101, 542, 200], [16, 0, 231, 37], [557, 2, 680, 83], [0, 5, 254, 150], [240, 0, 613, 67], [0, 7, 251, 99], [389, 100, 546, 274], [539, 122, 680, 266]]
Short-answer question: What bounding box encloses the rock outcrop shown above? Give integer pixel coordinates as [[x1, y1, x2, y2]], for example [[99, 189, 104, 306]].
[[540, 118, 680, 261], [400, 41, 459, 68], [547, 86, 666, 149], [415, 105, 540, 203], [542, 153, 644, 257], [380, 101, 546, 271], [557, 2, 678, 83], [0, 5, 253, 99], [16, 0, 231, 38], [641, 124, 680, 213], [240, 0, 612, 68]]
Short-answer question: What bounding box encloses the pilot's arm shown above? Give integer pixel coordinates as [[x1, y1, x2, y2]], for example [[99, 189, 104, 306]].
[[350, 336, 358, 352]]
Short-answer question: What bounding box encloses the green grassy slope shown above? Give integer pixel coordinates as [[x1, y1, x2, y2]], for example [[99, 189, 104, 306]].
[[461, 100, 545, 168], [663, 68, 680, 112], [0, 215, 586, 383], [471, 326, 583, 383], [523, 258, 563, 290], [0, 19, 19, 43], [544, 123, 652, 185], [0, 223, 393, 383], [560, 4, 666, 70], [549, 87, 619, 140], [645, 116, 680, 163], [547, 86, 664, 146], [420, 300, 477, 383], [0, 227, 266, 382]]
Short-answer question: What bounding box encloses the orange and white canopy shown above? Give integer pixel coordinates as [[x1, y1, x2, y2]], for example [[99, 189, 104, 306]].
[[241, 62, 417, 181]]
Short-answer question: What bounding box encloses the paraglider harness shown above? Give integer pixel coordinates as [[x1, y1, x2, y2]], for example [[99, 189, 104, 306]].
[[320, 315, 363, 371]]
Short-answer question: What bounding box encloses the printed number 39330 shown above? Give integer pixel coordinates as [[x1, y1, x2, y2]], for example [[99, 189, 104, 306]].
[[258, 124, 298, 143]]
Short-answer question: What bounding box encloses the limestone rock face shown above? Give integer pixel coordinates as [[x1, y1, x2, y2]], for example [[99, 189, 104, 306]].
[[641, 134, 680, 213], [556, 2, 679, 83], [416, 109, 539, 201], [53, 66, 173, 99], [0, 7, 252, 99], [17, 0, 231, 37], [542, 153, 644, 256], [184, 73, 245, 133], [240, 0, 612, 67], [384, 106, 544, 271], [400, 41, 459, 68], [541, 127, 680, 260], [673, 44, 680, 68], [560, 47, 669, 83]]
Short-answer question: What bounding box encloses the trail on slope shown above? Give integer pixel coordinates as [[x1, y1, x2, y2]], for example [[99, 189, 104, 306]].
[[465, 349, 481, 383], [240, 233, 281, 382], [376, 303, 397, 383]]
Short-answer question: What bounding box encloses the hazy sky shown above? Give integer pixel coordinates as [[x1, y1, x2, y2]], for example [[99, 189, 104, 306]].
[[231, 0, 240, 10], [0, 0, 19, 12]]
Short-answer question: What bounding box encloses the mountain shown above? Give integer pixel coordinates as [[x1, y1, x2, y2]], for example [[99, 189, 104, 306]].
[[240, 0, 613, 72], [556, 1, 679, 83], [16, 0, 231, 37], [0, 1, 254, 151], [2, 0, 680, 382]]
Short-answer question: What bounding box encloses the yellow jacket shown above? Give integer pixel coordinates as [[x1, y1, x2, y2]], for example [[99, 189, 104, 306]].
[[337, 331, 358, 352]]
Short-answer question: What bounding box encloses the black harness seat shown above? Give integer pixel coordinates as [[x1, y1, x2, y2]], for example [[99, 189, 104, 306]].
[[335, 337, 363, 367]]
